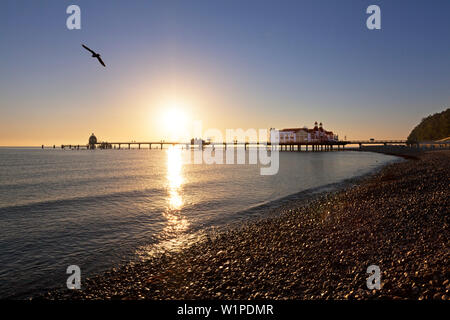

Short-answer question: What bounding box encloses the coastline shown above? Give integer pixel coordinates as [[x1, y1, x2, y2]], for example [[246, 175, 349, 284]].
[[211, 153, 402, 232], [42, 149, 449, 300]]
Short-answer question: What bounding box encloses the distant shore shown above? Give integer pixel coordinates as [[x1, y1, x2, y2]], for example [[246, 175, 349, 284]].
[[43, 149, 449, 300]]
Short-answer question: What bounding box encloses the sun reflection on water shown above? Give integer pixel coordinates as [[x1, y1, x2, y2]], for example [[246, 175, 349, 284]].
[[136, 146, 193, 260], [163, 146, 189, 234]]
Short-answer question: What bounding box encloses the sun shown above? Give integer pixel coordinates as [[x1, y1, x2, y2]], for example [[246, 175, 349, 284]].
[[160, 103, 190, 141], [163, 108, 186, 131]]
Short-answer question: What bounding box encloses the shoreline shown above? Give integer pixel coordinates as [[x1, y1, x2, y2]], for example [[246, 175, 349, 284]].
[[41, 149, 448, 300], [214, 153, 402, 233]]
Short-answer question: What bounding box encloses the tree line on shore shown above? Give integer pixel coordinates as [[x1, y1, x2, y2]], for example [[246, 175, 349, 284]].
[[407, 108, 450, 142]]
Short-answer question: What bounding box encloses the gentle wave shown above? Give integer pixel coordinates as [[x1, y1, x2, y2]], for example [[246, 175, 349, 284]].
[[0, 187, 165, 213]]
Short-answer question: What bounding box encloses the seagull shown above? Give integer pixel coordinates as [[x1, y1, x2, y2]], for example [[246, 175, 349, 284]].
[[81, 44, 106, 67]]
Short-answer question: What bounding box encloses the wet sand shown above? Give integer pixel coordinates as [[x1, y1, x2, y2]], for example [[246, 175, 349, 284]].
[[43, 150, 449, 300]]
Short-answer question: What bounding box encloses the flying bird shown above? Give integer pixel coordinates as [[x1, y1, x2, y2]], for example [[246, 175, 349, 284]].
[[81, 44, 106, 67]]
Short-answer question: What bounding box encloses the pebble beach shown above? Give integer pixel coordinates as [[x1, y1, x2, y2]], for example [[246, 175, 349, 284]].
[[43, 150, 449, 300]]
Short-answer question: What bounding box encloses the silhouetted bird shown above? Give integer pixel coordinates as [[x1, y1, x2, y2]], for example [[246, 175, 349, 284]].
[[81, 44, 106, 67]]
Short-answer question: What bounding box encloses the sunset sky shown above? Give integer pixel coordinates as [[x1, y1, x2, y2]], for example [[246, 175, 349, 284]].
[[1, 0, 450, 145]]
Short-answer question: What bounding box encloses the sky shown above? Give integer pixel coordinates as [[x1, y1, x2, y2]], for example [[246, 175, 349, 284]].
[[1, 0, 450, 145]]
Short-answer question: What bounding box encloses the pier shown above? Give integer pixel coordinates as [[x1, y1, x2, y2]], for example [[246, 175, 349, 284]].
[[56, 139, 450, 151], [52, 131, 450, 152]]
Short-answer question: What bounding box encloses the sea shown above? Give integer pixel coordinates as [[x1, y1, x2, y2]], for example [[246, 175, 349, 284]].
[[0, 147, 399, 298]]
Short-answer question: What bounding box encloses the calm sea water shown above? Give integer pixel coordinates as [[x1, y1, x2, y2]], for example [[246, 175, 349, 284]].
[[0, 147, 398, 298]]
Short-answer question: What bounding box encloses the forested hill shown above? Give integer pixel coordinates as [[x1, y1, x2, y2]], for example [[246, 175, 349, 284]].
[[407, 108, 450, 142]]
